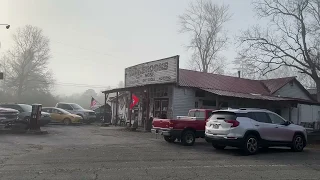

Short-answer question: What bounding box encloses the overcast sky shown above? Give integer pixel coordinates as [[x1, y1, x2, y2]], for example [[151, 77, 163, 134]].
[[0, 0, 257, 95]]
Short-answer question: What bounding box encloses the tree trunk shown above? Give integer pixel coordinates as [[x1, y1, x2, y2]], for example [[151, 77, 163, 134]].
[[316, 79, 320, 102]]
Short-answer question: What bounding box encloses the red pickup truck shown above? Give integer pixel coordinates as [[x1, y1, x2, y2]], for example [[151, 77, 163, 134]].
[[151, 109, 214, 146]]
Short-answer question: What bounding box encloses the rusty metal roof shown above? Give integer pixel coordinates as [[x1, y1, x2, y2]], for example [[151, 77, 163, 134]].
[[178, 69, 315, 102], [179, 69, 270, 95], [201, 88, 289, 101], [260, 77, 296, 93]]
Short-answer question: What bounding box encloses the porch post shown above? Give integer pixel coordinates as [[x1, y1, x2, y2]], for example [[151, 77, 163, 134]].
[[104, 93, 107, 123], [145, 86, 150, 131], [129, 91, 132, 126], [289, 105, 292, 122], [216, 95, 220, 110], [116, 92, 119, 125]]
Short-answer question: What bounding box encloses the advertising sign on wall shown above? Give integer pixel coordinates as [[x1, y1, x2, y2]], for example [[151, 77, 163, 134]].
[[125, 55, 179, 87]]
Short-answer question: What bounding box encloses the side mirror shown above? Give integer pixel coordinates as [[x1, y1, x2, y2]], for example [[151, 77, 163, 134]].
[[283, 121, 291, 126]]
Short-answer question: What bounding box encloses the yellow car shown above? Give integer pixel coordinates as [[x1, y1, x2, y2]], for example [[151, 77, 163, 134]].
[[42, 107, 82, 125]]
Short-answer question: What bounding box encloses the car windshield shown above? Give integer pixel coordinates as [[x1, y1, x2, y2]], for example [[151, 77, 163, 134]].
[[19, 104, 32, 112], [70, 104, 84, 110]]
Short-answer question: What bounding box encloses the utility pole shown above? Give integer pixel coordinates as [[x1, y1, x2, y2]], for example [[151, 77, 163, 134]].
[[0, 24, 10, 84]]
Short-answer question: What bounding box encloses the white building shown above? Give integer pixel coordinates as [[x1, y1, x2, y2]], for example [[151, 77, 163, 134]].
[[103, 56, 320, 130]]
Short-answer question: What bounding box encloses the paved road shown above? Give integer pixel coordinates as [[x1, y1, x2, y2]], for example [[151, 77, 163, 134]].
[[0, 125, 320, 180]]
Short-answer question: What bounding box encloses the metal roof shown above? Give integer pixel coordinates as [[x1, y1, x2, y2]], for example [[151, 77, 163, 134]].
[[178, 69, 270, 94], [201, 88, 289, 101], [101, 68, 317, 103], [260, 77, 296, 93]]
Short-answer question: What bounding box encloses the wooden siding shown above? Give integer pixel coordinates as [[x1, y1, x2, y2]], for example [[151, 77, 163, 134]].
[[172, 87, 196, 118], [273, 81, 311, 100], [298, 104, 320, 130]]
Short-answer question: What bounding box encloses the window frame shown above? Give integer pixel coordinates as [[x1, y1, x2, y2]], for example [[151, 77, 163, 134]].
[[267, 112, 286, 125], [60, 104, 73, 110], [42, 108, 52, 113], [248, 112, 272, 124]]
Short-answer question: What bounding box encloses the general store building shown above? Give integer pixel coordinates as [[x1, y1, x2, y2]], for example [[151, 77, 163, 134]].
[[103, 55, 320, 131]]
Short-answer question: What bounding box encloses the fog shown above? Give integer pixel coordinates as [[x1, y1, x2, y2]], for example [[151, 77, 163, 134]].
[[0, 0, 258, 108]]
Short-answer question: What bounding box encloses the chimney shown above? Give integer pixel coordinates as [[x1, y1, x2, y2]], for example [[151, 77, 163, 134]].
[[238, 71, 241, 78]]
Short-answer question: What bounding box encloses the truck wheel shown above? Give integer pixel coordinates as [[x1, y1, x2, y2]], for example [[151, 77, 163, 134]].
[[181, 130, 195, 146], [212, 144, 226, 150], [164, 136, 176, 143]]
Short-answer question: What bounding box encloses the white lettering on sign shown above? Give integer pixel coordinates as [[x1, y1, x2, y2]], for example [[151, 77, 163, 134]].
[[125, 56, 179, 87]]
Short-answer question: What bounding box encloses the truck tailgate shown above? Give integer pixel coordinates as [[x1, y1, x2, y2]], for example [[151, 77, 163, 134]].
[[152, 118, 171, 129]]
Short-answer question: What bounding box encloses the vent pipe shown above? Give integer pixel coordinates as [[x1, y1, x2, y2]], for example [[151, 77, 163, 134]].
[[238, 71, 241, 78]]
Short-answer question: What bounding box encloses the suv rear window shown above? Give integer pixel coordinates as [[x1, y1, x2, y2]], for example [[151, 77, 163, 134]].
[[210, 111, 247, 120]]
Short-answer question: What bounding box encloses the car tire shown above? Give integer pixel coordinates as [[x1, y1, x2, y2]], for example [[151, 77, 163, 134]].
[[24, 116, 30, 122], [212, 144, 226, 150], [164, 136, 176, 143], [242, 134, 259, 155], [181, 130, 195, 146], [291, 134, 305, 152], [63, 118, 71, 126]]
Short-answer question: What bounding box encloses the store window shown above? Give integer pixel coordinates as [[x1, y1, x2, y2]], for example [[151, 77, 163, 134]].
[[151, 86, 168, 98], [154, 99, 169, 118]]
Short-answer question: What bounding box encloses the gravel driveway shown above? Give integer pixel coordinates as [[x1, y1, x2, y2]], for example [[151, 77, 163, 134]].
[[0, 125, 319, 180]]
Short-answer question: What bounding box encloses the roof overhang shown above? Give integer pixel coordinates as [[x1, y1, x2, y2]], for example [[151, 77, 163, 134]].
[[200, 88, 320, 105], [102, 83, 176, 94]]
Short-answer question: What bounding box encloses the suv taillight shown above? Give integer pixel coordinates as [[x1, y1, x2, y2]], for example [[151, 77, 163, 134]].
[[224, 120, 239, 127]]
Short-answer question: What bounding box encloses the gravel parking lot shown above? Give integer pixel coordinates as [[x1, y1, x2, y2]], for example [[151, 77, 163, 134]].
[[0, 125, 320, 180]]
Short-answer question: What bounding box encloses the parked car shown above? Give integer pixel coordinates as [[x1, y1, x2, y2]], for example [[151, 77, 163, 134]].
[[0, 103, 51, 126], [42, 107, 83, 125], [0, 107, 19, 123], [151, 109, 214, 146], [0, 107, 29, 130], [205, 108, 307, 155], [55, 102, 96, 124]]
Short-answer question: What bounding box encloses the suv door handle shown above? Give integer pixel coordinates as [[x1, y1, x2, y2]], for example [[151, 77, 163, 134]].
[[275, 126, 279, 128], [255, 124, 259, 127]]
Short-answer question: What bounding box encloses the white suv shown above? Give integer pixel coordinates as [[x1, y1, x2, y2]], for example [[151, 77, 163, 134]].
[[205, 108, 307, 155]]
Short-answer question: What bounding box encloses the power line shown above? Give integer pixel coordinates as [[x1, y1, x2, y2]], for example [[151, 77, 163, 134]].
[[5, 80, 113, 89]]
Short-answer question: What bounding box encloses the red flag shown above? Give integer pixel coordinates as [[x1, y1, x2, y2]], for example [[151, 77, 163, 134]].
[[130, 94, 139, 110], [90, 97, 97, 109]]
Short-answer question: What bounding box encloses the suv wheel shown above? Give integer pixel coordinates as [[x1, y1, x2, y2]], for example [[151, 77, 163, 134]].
[[212, 144, 226, 150], [181, 130, 195, 146], [243, 135, 259, 155], [164, 136, 176, 143], [291, 134, 305, 152]]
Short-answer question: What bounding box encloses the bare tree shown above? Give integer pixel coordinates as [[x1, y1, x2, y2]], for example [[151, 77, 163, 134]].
[[233, 56, 264, 79], [179, 0, 231, 73], [238, 0, 320, 101], [3, 25, 53, 99]]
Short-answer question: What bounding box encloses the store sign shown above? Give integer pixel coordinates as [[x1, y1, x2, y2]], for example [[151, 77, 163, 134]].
[[125, 56, 179, 87]]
